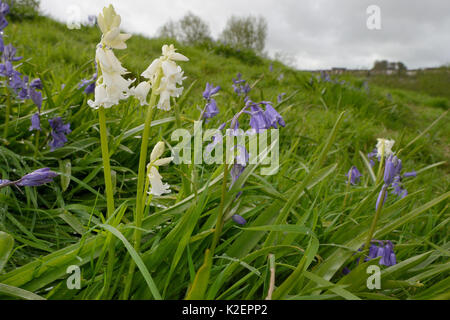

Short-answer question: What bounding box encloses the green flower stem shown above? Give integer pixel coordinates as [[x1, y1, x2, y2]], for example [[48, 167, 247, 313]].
[[3, 87, 11, 141], [375, 144, 385, 185], [174, 98, 191, 198], [98, 106, 116, 297], [340, 174, 352, 224], [210, 163, 229, 256], [123, 75, 161, 299], [359, 185, 387, 265], [342, 174, 352, 210], [98, 107, 115, 218], [33, 130, 40, 157]]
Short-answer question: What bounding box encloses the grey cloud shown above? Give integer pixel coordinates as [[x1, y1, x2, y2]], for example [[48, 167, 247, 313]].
[[39, 0, 450, 69]]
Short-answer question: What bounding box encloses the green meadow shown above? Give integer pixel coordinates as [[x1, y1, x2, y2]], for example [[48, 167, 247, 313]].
[[0, 15, 448, 300]]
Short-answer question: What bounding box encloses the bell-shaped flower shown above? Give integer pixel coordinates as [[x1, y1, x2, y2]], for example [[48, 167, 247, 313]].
[[147, 142, 174, 196], [141, 44, 188, 111], [48, 117, 71, 151], [97, 4, 131, 49], [248, 103, 268, 133], [88, 5, 133, 110], [16, 168, 58, 187], [30, 78, 43, 90], [262, 101, 285, 129], [232, 214, 247, 225], [383, 155, 402, 185], [130, 81, 151, 106], [161, 44, 189, 62], [2, 44, 22, 62], [88, 46, 134, 109], [203, 82, 220, 100], [202, 82, 220, 121], [203, 98, 219, 120], [29, 112, 41, 131], [346, 166, 362, 185]]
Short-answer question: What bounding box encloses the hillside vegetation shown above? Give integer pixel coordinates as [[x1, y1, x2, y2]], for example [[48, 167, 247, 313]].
[[0, 15, 448, 300]]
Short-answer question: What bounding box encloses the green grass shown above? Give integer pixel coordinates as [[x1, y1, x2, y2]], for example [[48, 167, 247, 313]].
[[366, 67, 450, 101], [0, 15, 448, 300]]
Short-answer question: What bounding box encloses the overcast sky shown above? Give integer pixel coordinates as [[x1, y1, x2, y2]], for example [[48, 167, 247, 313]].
[[40, 0, 450, 70]]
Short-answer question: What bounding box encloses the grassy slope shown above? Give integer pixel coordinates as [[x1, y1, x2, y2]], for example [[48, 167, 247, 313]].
[[367, 68, 450, 101], [0, 16, 448, 300]]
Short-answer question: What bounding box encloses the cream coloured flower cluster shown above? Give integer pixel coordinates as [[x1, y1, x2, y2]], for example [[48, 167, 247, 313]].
[[140, 44, 189, 111], [88, 5, 134, 109], [147, 142, 173, 196]]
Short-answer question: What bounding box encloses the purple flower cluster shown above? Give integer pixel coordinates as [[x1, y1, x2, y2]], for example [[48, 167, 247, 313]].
[[277, 93, 286, 103], [0, 168, 58, 189], [232, 73, 251, 101], [376, 155, 416, 210], [319, 71, 332, 83], [0, 2, 44, 131], [246, 100, 285, 132], [78, 64, 97, 95], [0, 1, 8, 30], [48, 117, 72, 151], [343, 240, 397, 275], [346, 166, 362, 185], [230, 145, 249, 188], [365, 240, 397, 266], [203, 74, 287, 225], [367, 148, 379, 167], [202, 82, 220, 121], [229, 145, 249, 225]]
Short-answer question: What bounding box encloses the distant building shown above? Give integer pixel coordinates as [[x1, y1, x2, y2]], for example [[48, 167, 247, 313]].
[[331, 67, 346, 75]]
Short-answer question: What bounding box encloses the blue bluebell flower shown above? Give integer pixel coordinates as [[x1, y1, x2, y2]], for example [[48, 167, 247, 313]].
[[232, 214, 247, 225], [376, 155, 416, 209], [88, 15, 97, 26], [262, 101, 285, 129], [277, 93, 286, 103], [346, 166, 362, 185], [30, 78, 43, 90], [0, 0, 9, 31], [16, 168, 58, 187], [78, 63, 97, 95], [345, 240, 398, 274], [203, 82, 220, 99], [248, 102, 268, 133], [229, 145, 249, 201], [232, 73, 245, 85], [48, 117, 71, 151], [29, 112, 41, 131], [29, 87, 43, 110], [383, 155, 402, 185], [230, 145, 249, 184], [2, 44, 22, 62], [320, 71, 331, 82], [203, 98, 219, 120], [0, 60, 13, 77], [1, 168, 58, 189], [232, 73, 251, 98], [9, 70, 25, 92], [202, 82, 220, 121], [79, 74, 97, 94]]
